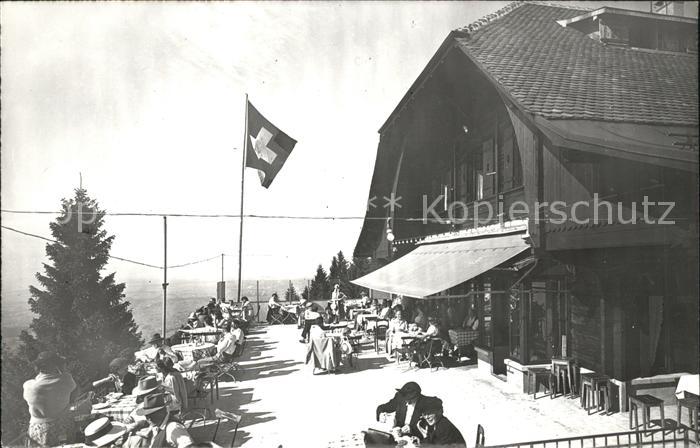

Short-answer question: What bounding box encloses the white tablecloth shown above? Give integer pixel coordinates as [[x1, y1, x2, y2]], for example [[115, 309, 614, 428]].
[[675, 374, 699, 399]]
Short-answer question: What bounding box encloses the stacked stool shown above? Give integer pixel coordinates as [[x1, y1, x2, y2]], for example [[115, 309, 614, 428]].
[[580, 373, 611, 414], [527, 367, 554, 399], [629, 394, 666, 431], [677, 395, 699, 443], [551, 357, 576, 397]]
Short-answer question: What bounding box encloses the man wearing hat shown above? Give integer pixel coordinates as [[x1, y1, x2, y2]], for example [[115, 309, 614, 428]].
[[416, 397, 465, 447], [83, 417, 127, 447], [123, 393, 195, 448], [376, 382, 432, 440], [127, 376, 178, 428], [147, 333, 179, 364]]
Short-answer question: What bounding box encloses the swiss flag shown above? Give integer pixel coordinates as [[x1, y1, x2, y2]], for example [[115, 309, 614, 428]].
[[245, 100, 297, 188]]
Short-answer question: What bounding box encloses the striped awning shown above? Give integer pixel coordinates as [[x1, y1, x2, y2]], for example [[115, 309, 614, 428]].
[[351, 232, 530, 298]]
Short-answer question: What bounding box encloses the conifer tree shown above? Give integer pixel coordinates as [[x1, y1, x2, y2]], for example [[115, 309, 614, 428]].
[[309, 264, 330, 301], [19, 188, 143, 386], [284, 281, 299, 302]]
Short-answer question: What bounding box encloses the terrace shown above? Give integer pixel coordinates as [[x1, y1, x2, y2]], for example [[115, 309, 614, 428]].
[[200, 324, 693, 447]]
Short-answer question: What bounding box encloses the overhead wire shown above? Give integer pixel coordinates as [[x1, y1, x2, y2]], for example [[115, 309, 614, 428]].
[[1, 225, 232, 270]]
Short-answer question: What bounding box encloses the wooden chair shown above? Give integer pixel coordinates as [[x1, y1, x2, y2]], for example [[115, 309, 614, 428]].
[[374, 320, 389, 353], [189, 408, 242, 448], [415, 338, 446, 371]]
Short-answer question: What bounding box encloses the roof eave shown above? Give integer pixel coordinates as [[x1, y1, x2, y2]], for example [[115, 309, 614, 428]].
[[377, 31, 467, 135], [557, 6, 698, 28]]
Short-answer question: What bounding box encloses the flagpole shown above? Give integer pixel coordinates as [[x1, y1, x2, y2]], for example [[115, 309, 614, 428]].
[[237, 93, 249, 302]]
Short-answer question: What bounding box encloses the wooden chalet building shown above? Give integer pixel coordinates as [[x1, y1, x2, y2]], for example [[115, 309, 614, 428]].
[[352, 2, 698, 407]]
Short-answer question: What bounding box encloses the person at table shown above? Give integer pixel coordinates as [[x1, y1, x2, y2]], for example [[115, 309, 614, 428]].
[[156, 358, 188, 414], [22, 351, 78, 447], [91, 357, 137, 395], [198, 323, 237, 366], [388, 309, 409, 333], [376, 382, 431, 441], [181, 312, 198, 330], [378, 300, 392, 320], [124, 393, 195, 448], [231, 320, 245, 355], [266, 293, 281, 323], [146, 333, 180, 364], [462, 304, 479, 331], [193, 312, 212, 329], [416, 397, 465, 447], [369, 299, 380, 315], [83, 416, 128, 448], [212, 309, 228, 328], [360, 291, 371, 308]]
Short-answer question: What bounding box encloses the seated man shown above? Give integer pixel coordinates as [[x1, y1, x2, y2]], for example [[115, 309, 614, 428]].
[[124, 393, 195, 448], [376, 382, 430, 440], [416, 397, 466, 447]]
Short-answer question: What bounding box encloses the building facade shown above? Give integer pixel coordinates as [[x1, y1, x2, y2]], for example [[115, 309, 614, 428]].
[[352, 2, 698, 406]]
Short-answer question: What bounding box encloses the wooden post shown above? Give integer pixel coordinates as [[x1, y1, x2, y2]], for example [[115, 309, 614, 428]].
[[256, 280, 260, 322], [162, 216, 168, 338]]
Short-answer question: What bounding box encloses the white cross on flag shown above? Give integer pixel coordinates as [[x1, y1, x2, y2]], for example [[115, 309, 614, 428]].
[[245, 100, 297, 188]]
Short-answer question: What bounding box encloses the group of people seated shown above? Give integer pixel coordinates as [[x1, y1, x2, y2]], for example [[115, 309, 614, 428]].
[[181, 296, 253, 335], [369, 381, 465, 447], [21, 297, 253, 447], [21, 350, 198, 447]]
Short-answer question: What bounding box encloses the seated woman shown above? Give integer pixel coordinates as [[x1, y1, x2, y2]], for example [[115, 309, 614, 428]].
[[198, 323, 237, 366], [388, 309, 410, 356], [423, 317, 440, 339], [388, 309, 409, 334], [157, 358, 188, 414], [378, 300, 392, 320], [91, 357, 137, 395], [230, 320, 245, 356], [23, 351, 78, 447]]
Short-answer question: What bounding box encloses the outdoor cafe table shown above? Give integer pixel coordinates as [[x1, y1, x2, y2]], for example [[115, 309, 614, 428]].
[[676, 374, 700, 399], [90, 394, 138, 423], [179, 327, 222, 343], [171, 342, 216, 362]]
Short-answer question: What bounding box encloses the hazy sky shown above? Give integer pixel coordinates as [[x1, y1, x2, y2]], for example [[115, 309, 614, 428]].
[[1, 1, 681, 294]]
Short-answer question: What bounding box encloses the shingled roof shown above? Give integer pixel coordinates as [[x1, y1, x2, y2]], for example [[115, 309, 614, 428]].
[[454, 2, 698, 126]]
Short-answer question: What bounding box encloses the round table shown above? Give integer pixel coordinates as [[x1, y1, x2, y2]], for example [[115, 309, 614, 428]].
[[171, 342, 216, 362]]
